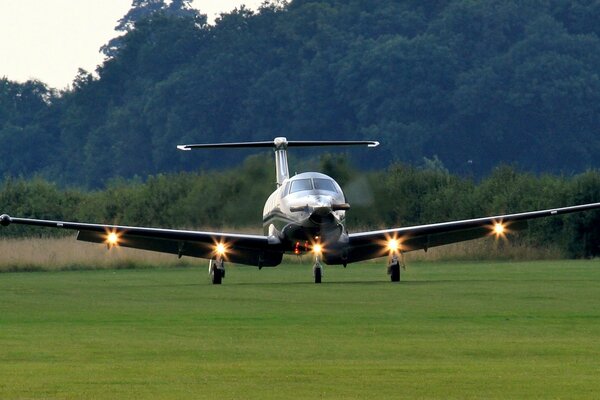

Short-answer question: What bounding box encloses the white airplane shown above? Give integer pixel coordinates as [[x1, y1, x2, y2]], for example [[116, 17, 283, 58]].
[[2, 137, 600, 284]]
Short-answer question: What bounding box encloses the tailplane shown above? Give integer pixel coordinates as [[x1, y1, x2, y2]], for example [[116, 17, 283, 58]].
[[177, 137, 379, 186]]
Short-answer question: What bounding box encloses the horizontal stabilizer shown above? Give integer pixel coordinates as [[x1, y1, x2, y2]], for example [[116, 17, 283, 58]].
[[177, 137, 379, 151]]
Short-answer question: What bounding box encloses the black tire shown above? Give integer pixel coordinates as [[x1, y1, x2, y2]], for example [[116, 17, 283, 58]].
[[314, 267, 322, 284], [211, 268, 222, 285], [390, 263, 400, 282]]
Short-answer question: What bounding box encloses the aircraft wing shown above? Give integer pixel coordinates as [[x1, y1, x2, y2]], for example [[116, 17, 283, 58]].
[[0, 215, 283, 267], [345, 202, 600, 263]]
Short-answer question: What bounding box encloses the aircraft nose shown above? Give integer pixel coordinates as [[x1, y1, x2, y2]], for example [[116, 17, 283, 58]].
[[288, 195, 338, 215], [309, 196, 333, 216]]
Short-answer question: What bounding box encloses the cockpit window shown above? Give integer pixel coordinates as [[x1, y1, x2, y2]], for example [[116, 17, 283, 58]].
[[282, 182, 290, 196], [313, 178, 338, 193], [289, 179, 313, 193]]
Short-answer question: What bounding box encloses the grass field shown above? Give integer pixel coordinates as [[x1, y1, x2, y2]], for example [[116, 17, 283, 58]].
[[1, 260, 599, 399]]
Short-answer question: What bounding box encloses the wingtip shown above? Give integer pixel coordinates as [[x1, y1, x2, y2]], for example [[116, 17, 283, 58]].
[[368, 141, 380, 148], [176, 145, 191, 151], [0, 214, 11, 226]]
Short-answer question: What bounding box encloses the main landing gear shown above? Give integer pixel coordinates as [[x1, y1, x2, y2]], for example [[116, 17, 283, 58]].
[[209, 258, 225, 285], [387, 253, 405, 282]]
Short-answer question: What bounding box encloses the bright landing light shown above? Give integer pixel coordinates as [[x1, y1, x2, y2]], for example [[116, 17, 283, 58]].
[[215, 243, 227, 256], [493, 222, 505, 236], [312, 243, 323, 254], [387, 239, 400, 253], [106, 232, 119, 246]]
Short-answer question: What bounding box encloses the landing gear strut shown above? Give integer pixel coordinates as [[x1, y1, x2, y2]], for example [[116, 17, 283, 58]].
[[387, 253, 404, 282], [209, 258, 225, 285], [313, 255, 323, 284]]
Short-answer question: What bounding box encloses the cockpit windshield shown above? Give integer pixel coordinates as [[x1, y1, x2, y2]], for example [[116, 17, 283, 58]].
[[286, 177, 339, 195], [289, 179, 313, 194], [313, 178, 338, 193]]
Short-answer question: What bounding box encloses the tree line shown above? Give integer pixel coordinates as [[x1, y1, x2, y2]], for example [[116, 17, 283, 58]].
[[1, 0, 600, 187], [1, 155, 599, 258]]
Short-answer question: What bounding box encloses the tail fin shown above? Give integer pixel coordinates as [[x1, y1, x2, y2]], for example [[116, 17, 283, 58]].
[[177, 137, 379, 186]]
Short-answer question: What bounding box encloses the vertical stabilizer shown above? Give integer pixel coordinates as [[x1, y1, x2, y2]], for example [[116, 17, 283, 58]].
[[273, 137, 289, 186]]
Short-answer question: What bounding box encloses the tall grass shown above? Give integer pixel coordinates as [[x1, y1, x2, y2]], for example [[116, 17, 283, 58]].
[[0, 236, 195, 272], [404, 239, 565, 262]]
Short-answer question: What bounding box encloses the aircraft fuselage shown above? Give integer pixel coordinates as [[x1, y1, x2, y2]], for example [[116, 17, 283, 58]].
[[262, 171, 349, 260]]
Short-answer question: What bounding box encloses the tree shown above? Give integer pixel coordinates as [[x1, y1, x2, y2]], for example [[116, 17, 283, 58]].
[[3, 0, 600, 187], [101, 0, 205, 58]]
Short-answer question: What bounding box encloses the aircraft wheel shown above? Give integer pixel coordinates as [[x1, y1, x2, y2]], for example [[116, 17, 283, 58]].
[[211, 267, 223, 285], [314, 266, 322, 284], [390, 263, 400, 282]]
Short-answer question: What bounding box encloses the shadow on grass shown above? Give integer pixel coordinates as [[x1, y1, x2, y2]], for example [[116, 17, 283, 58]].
[[127, 280, 397, 287], [219, 280, 398, 286], [230, 278, 599, 286]]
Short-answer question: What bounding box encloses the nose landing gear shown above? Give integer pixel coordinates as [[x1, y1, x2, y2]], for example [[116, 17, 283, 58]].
[[313, 255, 323, 284]]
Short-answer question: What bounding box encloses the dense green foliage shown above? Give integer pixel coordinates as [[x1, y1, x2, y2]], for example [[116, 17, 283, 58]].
[[2, 155, 599, 257], [1, 262, 600, 398], [1, 0, 600, 186]]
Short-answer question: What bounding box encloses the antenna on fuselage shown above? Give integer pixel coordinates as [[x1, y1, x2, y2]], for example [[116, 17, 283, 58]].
[[177, 137, 380, 187]]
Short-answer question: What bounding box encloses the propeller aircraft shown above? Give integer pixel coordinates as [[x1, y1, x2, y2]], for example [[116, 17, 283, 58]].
[[2, 137, 600, 284]]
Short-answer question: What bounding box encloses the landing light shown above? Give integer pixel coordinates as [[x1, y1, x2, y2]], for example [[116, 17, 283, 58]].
[[313, 243, 323, 254], [215, 243, 227, 256], [387, 239, 400, 253], [215, 243, 227, 257], [493, 222, 505, 236], [106, 232, 119, 246]]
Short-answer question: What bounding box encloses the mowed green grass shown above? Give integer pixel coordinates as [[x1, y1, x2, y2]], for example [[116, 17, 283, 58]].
[[1, 260, 599, 399]]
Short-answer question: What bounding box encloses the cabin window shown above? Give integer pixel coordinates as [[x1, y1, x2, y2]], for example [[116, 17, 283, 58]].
[[313, 178, 337, 193], [289, 179, 313, 193]]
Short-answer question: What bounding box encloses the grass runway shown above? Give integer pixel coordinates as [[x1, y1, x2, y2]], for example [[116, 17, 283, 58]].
[[1, 260, 599, 399]]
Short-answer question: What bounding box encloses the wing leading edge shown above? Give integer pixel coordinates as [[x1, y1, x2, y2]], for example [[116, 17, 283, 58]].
[[345, 202, 600, 263], [0, 215, 283, 267]]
